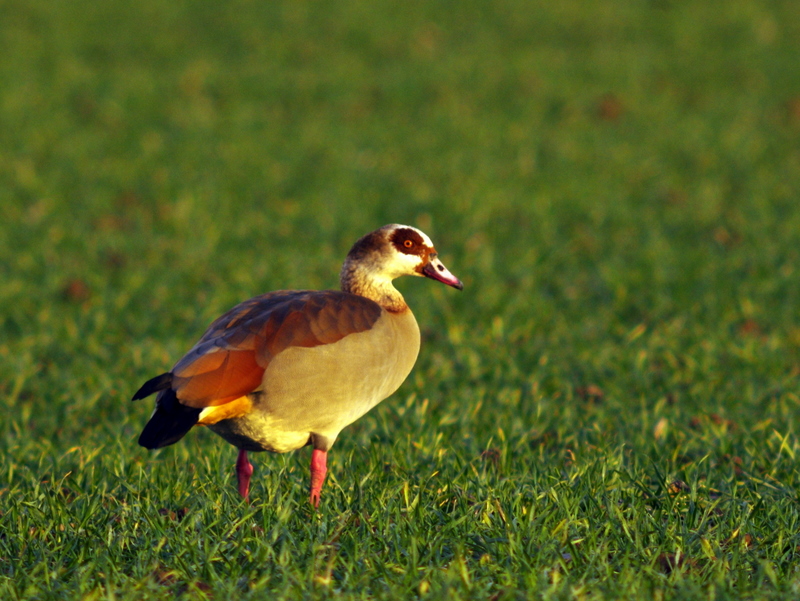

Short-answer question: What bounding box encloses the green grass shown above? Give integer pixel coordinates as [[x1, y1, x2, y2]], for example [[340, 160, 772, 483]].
[[3, 0, 800, 598]]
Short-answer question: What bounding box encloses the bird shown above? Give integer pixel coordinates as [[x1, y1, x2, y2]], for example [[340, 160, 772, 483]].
[[132, 224, 463, 507]]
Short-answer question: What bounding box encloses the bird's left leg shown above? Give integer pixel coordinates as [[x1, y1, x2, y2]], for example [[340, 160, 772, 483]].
[[309, 448, 328, 509], [236, 449, 254, 501]]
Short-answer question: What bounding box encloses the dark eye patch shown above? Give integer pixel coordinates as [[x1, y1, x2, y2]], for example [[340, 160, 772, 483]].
[[390, 228, 426, 255]]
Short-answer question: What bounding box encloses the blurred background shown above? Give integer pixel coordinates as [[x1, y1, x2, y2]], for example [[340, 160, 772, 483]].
[[2, 0, 800, 464]]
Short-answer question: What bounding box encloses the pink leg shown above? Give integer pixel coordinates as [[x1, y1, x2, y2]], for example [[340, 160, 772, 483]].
[[236, 449, 253, 501], [309, 449, 328, 509]]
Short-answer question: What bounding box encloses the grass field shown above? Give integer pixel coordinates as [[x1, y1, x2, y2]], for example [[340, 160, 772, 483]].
[[3, 0, 800, 598]]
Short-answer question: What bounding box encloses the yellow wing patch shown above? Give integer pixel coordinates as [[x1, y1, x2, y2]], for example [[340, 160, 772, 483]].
[[196, 396, 254, 426]]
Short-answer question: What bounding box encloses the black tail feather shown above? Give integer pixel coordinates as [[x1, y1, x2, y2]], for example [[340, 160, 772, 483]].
[[137, 388, 202, 449], [132, 372, 173, 401]]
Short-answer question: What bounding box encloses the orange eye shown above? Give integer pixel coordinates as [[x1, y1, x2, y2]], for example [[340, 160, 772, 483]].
[[403, 240, 413, 248]]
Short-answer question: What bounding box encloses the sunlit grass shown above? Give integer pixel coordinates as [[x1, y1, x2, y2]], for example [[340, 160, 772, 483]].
[[3, 0, 800, 599]]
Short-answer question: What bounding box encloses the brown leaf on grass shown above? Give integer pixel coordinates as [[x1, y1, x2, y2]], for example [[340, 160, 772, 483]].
[[58, 485, 78, 504], [738, 319, 764, 339], [62, 279, 91, 303], [480, 448, 501, 467], [655, 553, 698, 574], [689, 413, 736, 431], [190, 582, 212, 595], [158, 507, 188, 522], [712, 226, 741, 248], [71, 91, 97, 121], [720, 454, 744, 475], [663, 188, 687, 207], [153, 569, 178, 587], [596, 93, 624, 121], [667, 480, 689, 495], [116, 190, 141, 209], [411, 23, 442, 58], [723, 531, 754, 550], [153, 567, 212, 597], [709, 413, 737, 430], [103, 251, 126, 270], [576, 384, 604, 403], [529, 430, 555, 448]]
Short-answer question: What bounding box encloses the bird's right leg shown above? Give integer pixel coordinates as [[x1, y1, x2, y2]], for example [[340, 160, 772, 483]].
[[236, 449, 254, 501]]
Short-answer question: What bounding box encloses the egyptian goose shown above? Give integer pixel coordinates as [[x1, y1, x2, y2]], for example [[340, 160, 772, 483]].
[[133, 224, 462, 507]]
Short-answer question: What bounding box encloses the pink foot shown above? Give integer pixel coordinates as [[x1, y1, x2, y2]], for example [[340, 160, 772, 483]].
[[309, 449, 328, 509], [236, 449, 253, 501]]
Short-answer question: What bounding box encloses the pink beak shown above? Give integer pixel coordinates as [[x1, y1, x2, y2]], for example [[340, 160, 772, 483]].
[[422, 255, 463, 290]]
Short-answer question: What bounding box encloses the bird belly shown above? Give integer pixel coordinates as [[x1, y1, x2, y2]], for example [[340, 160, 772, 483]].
[[207, 413, 312, 453], [209, 309, 420, 452]]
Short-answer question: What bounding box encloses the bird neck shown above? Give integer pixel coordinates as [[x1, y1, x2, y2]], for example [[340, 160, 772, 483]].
[[340, 261, 409, 313]]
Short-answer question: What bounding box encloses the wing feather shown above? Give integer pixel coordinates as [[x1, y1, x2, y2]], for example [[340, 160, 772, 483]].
[[162, 290, 381, 409]]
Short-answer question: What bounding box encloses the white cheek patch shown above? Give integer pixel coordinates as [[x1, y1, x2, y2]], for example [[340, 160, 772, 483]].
[[395, 252, 424, 275], [378, 248, 424, 279]]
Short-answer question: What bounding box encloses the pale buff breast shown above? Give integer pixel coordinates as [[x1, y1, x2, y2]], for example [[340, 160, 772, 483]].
[[208, 308, 420, 453]]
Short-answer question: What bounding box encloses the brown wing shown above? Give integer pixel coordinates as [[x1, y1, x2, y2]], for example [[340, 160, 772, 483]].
[[169, 290, 382, 408]]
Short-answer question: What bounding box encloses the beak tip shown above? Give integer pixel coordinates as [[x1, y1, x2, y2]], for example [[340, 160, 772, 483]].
[[422, 261, 463, 291]]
